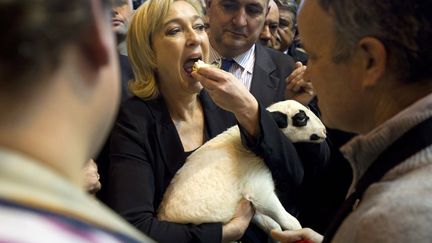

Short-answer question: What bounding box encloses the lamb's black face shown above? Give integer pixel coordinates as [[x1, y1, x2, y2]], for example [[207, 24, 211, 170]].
[[292, 110, 309, 127], [270, 111, 288, 128]]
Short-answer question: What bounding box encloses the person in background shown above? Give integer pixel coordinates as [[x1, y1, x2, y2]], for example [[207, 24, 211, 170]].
[[272, 0, 432, 242], [259, 0, 280, 49], [95, 0, 138, 202], [202, 0, 330, 241], [274, 0, 295, 53], [0, 1, 152, 242], [113, 0, 135, 101], [206, 0, 301, 107], [113, 0, 134, 56], [274, 0, 307, 64]]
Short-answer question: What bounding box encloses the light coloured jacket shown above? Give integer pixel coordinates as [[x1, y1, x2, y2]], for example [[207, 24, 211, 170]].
[[0, 148, 154, 243], [333, 93, 432, 242]]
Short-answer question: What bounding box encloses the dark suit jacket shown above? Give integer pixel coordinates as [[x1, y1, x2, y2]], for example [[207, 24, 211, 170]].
[[105, 91, 329, 243], [119, 54, 134, 102], [251, 44, 322, 119], [250, 44, 295, 108], [96, 55, 134, 202]]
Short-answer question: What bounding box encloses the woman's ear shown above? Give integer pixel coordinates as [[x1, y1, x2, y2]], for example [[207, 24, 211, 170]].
[[357, 37, 387, 88]]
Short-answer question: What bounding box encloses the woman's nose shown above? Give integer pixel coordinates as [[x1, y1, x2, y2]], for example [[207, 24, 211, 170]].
[[186, 29, 200, 46]]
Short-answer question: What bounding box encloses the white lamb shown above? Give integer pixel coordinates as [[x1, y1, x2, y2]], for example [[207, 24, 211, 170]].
[[157, 100, 327, 234]]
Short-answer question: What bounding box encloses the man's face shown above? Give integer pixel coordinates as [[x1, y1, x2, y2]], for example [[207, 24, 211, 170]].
[[112, 0, 134, 36], [259, 0, 280, 48], [207, 0, 269, 57], [298, 0, 364, 132], [277, 9, 295, 51]]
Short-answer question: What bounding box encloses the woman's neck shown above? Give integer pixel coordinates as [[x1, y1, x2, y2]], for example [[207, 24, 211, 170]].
[[163, 91, 201, 121], [162, 91, 205, 152]]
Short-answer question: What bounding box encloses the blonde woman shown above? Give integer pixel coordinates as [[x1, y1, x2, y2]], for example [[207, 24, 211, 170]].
[[107, 1, 254, 242], [106, 0, 329, 242]]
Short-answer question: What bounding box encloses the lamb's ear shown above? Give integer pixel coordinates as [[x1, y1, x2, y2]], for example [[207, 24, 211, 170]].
[[270, 111, 288, 128]]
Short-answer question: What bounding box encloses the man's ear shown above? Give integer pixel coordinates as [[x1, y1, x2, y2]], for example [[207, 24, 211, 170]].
[[357, 37, 387, 88], [81, 0, 110, 69]]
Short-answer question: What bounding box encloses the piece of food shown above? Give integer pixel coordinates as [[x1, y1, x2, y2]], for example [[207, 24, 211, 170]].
[[192, 60, 212, 72]]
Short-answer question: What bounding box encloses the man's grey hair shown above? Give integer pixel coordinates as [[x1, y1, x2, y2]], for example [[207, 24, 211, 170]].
[[318, 0, 432, 83]]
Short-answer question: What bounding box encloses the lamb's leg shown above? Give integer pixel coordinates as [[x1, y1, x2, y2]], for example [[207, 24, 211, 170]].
[[248, 192, 302, 231], [252, 212, 281, 233], [252, 213, 281, 243]]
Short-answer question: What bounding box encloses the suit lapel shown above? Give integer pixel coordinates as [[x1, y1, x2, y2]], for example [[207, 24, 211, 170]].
[[148, 92, 236, 175], [200, 91, 236, 139], [250, 44, 280, 108], [147, 98, 185, 175]]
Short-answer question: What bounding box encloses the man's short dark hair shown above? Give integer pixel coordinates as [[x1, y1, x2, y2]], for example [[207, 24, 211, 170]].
[[275, 0, 298, 15], [0, 0, 111, 94]]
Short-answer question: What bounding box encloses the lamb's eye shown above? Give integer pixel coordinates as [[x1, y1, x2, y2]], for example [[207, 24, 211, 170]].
[[292, 110, 309, 127]]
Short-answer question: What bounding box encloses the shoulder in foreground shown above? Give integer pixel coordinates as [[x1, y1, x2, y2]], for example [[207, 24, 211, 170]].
[[0, 203, 150, 243]]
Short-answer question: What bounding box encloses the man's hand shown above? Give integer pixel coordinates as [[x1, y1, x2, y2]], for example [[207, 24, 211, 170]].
[[82, 159, 101, 195], [285, 62, 315, 106]]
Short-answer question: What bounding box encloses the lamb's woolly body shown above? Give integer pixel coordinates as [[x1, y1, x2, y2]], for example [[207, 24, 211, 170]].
[[157, 100, 326, 232], [158, 126, 274, 224]]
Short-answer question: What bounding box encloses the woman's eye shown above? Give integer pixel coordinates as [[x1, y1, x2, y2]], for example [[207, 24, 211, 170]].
[[166, 28, 181, 36], [194, 24, 206, 32]]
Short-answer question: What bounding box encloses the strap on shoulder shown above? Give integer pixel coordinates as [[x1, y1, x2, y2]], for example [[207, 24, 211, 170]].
[[323, 116, 432, 242]]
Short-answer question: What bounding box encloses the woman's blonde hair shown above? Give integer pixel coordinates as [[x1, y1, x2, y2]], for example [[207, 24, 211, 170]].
[[127, 0, 205, 100]]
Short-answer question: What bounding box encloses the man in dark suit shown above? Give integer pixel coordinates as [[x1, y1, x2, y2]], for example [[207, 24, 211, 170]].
[[112, 0, 135, 101], [206, 0, 313, 108], [259, 0, 280, 50], [204, 0, 327, 241]]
